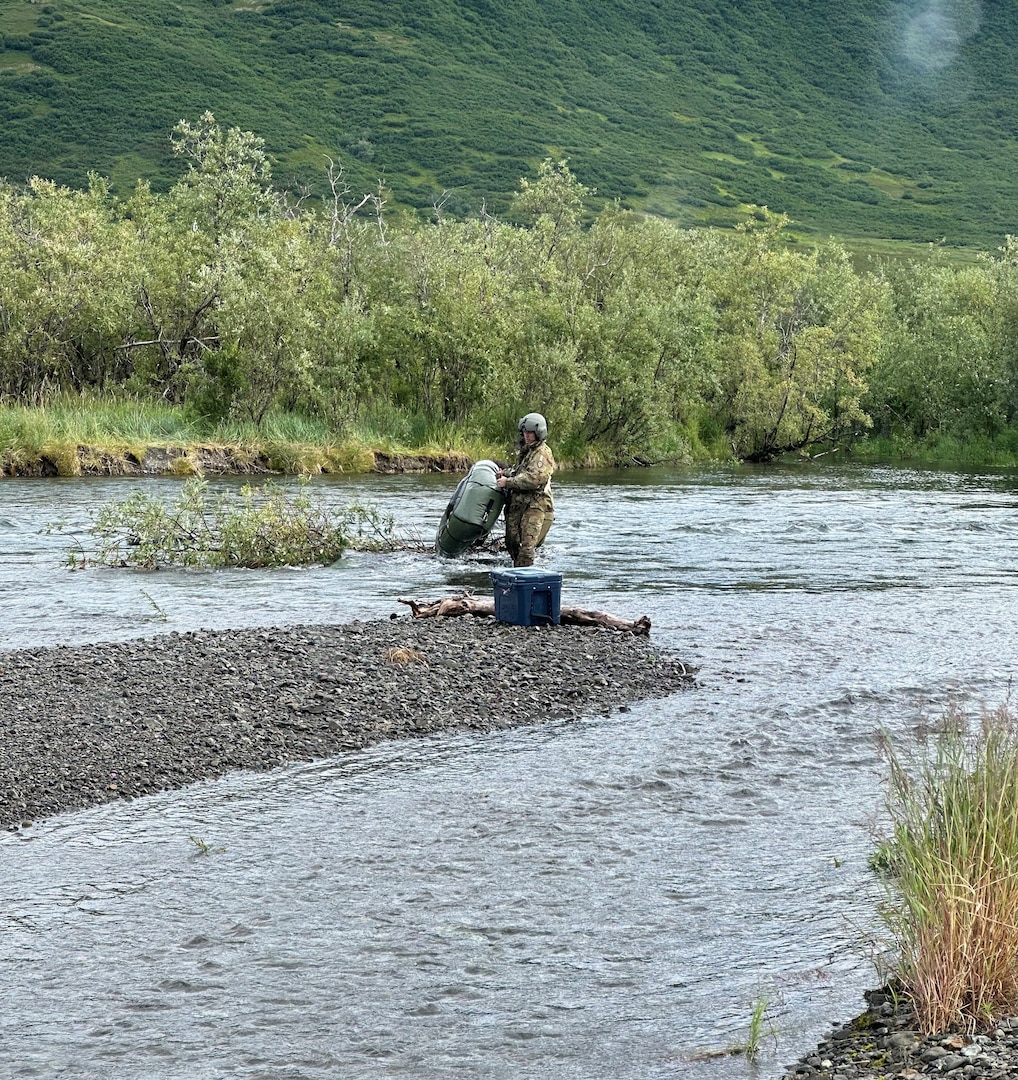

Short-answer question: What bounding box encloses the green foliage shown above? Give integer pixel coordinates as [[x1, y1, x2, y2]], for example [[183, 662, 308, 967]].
[[74, 477, 397, 569], [0, 1, 1017, 248], [721, 215, 886, 459], [7, 114, 1018, 466], [0, 174, 141, 398], [123, 113, 308, 414], [867, 254, 1007, 443], [743, 995, 773, 1062]]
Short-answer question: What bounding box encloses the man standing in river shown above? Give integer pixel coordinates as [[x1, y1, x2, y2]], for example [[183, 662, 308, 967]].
[[496, 412, 555, 567]]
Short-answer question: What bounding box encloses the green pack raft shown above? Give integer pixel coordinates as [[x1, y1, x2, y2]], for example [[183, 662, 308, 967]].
[[435, 459, 505, 557]]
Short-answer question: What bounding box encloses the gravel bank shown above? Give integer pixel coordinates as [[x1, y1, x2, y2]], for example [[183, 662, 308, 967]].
[[0, 616, 695, 829], [782, 986, 1018, 1079]]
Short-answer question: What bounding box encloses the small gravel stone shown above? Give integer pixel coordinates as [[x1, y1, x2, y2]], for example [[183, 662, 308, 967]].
[[0, 616, 696, 828]]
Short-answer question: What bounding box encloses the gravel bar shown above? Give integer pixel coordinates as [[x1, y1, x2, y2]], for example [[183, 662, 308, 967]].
[[0, 616, 696, 829], [781, 985, 1018, 1080]]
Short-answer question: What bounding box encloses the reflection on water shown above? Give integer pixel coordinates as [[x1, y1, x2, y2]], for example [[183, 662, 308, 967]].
[[3, 463, 1018, 1078]]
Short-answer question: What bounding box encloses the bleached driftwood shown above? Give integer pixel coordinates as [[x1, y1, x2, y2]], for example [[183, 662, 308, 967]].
[[396, 594, 652, 635]]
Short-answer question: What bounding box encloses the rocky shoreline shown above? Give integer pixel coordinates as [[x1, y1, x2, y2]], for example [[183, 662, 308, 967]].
[[21, 610, 1015, 1080], [781, 986, 1018, 1079], [0, 615, 696, 830]]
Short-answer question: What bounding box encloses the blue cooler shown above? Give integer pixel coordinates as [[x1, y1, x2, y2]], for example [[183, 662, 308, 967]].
[[490, 568, 563, 626]]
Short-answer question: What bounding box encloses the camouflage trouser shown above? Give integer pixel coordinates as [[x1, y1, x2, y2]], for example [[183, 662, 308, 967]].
[[505, 495, 553, 567]]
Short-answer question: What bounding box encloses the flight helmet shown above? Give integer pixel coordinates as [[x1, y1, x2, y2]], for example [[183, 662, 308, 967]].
[[518, 413, 548, 442]]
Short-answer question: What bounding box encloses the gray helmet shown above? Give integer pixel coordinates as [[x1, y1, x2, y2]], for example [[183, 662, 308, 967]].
[[518, 412, 548, 442]]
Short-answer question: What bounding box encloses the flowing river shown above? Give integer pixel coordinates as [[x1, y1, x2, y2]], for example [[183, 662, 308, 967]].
[[2, 462, 1017, 1079]]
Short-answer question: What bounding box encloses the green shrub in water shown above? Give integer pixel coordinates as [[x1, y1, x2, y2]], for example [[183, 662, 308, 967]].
[[72, 476, 397, 569]]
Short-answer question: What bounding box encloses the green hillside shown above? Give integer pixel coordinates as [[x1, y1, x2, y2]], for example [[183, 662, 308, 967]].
[[1, 0, 1016, 249]]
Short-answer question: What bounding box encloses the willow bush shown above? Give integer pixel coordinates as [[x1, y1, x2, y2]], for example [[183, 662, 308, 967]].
[[6, 114, 1018, 464], [72, 477, 398, 569], [875, 704, 1018, 1033]]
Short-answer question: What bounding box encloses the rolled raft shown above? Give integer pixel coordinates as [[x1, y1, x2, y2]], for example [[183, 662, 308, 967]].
[[435, 459, 506, 557]]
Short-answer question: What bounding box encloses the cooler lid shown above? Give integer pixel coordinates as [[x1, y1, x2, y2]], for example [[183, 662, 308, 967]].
[[490, 568, 562, 586]]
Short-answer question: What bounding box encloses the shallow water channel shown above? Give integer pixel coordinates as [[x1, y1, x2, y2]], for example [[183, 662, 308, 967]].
[[3, 462, 1018, 1079]]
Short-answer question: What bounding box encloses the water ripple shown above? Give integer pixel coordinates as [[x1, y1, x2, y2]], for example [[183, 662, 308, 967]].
[[3, 464, 1018, 1078]]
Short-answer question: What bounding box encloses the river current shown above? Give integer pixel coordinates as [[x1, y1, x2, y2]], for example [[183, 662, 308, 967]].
[[2, 462, 1017, 1079]]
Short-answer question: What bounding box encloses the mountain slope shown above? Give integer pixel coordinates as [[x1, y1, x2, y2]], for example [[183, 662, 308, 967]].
[[0, 0, 1015, 249]]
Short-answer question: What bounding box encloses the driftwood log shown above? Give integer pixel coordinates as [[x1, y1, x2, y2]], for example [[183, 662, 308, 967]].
[[397, 594, 652, 635]]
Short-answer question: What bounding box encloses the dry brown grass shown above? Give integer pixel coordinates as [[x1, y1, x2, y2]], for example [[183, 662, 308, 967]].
[[382, 647, 428, 666], [878, 703, 1018, 1033]]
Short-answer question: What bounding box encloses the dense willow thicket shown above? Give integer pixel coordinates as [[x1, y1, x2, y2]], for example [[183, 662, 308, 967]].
[[3, 115, 1018, 464]]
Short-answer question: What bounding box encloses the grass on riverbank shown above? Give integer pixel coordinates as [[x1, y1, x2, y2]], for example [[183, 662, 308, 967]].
[[875, 703, 1018, 1034], [0, 395, 501, 476], [844, 432, 1018, 470], [8, 395, 1018, 476], [0, 395, 703, 475]]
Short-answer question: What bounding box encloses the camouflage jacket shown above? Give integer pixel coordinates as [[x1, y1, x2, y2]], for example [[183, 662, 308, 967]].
[[505, 441, 555, 507]]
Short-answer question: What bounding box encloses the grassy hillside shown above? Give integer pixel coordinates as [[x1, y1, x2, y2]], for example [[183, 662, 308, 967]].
[[1, 0, 1016, 250]]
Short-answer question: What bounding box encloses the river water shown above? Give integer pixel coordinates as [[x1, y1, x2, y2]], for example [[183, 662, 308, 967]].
[[2, 462, 1017, 1079]]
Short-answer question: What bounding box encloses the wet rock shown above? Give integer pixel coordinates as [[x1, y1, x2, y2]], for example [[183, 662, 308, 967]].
[[0, 617, 696, 828]]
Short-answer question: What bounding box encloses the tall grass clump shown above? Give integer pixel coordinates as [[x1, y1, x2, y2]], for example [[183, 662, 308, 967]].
[[875, 702, 1018, 1033], [0, 392, 195, 444], [743, 994, 773, 1061]]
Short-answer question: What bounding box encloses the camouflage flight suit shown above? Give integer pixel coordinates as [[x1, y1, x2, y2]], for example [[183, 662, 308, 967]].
[[503, 440, 555, 567]]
